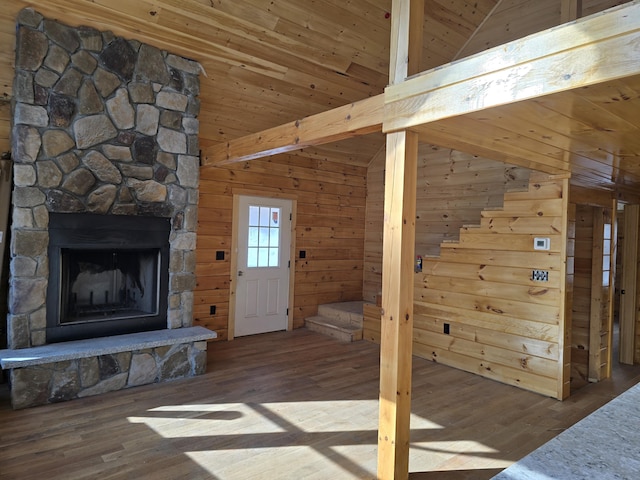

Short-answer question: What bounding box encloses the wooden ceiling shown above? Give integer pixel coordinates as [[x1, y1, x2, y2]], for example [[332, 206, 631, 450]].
[[1, 0, 637, 189]]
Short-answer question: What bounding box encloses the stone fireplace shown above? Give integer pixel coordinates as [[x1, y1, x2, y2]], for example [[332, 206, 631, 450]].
[[0, 9, 216, 409], [45, 212, 171, 343]]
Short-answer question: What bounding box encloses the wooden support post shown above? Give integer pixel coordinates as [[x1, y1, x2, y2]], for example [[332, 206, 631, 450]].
[[561, 0, 582, 23], [378, 0, 422, 478], [378, 130, 418, 480]]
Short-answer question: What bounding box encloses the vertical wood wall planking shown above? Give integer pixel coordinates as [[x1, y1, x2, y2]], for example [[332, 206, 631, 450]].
[[620, 204, 639, 364], [565, 202, 576, 392], [606, 200, 617, 378], [571, 204, 591, 389], [558, 175, 572, 400], [363, 148, 386, 304], [196, 154, 367, 340], [589, 207, 605, 382], [569, 189, 617, 387]]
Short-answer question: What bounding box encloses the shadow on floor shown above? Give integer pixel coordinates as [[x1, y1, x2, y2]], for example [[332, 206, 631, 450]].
[[409, 468, 504, 480]]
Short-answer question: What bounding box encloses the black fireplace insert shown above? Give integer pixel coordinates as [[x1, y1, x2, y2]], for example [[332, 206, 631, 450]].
[[46, 213, 170, 343]]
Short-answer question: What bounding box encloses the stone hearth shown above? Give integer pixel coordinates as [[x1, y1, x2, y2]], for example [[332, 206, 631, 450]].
[[2, 9, 212, 408]]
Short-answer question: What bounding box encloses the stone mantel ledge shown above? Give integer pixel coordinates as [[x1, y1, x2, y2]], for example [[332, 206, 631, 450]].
[[0, 327, 216, 369]]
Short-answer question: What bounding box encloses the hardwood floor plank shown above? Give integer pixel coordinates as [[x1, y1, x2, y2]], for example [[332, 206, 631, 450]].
[[1, 328, 639, 479]]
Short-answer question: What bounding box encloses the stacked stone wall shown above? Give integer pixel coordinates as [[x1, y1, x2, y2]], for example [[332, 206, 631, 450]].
[[8, 8, 201, 349]]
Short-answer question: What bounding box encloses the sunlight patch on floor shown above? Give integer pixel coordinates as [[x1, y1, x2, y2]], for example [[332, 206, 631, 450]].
[[126, 400, 511, 478]]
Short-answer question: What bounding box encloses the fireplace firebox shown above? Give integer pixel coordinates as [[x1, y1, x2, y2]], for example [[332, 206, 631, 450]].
[[46, 213, 170, 343]]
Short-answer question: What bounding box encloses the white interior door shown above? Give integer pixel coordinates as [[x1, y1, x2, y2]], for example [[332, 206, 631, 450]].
[[234, 196, 292, 337]]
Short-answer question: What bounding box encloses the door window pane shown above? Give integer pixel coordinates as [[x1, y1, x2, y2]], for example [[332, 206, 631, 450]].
[[258, 247, 269, 267], [260, 207, 270, 227], [259, 227, 270, 247], [248, 227, 259, 247], [249, 206, 260, 226], [247, 248, 258, 268], [270, 228, 279, 247], [247, 205, 281, 268]]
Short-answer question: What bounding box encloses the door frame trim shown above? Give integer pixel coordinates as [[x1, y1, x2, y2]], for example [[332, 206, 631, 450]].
[[228, 190, 297, 340]]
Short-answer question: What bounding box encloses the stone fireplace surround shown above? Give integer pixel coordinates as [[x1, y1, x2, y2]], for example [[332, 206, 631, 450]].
[[0, 9, 217, 409]]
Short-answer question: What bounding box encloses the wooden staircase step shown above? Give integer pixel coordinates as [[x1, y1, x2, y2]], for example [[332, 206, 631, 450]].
[[304, 301, 365, 342], [317, 301, 364, 327], [305, 316, 363, 342]]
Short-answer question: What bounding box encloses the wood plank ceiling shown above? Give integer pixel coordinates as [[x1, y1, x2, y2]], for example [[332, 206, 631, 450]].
[[2, 0, 501, 165], [1, 0, 637, 188]]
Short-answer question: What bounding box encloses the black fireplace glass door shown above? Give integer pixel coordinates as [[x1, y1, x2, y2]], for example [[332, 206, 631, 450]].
[[60, 248, 160, 324], [46, 212, 170, 343]]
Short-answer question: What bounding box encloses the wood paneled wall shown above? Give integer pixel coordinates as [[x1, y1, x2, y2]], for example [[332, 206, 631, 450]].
[[571, 204, 592, 389], [363, 148, 385, 304], [571, 204, 615, 384], [363, 143, 530, 303], [196, 154, 367, 340], [365, 173, 570, 399], [414, 174, 569, 399]]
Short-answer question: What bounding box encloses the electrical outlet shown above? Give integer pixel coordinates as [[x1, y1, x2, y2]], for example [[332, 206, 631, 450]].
[[299, 250, 306, 258], [210, 305, 216, 315], [532, 270, 549, 282], [216, 251, 224, 261], [444, 323, 450, 335]]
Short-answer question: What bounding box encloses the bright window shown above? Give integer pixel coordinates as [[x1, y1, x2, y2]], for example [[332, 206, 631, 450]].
[[247, 205, 280, 268]]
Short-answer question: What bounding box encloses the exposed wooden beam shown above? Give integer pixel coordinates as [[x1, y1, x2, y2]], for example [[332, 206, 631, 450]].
[[201, 94, 384, 166], [377, 1, 422, 479], [384, 2, 640, 133]]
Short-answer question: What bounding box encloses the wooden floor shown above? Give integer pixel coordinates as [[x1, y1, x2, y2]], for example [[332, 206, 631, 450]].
[[1, 328, 640, 480]]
